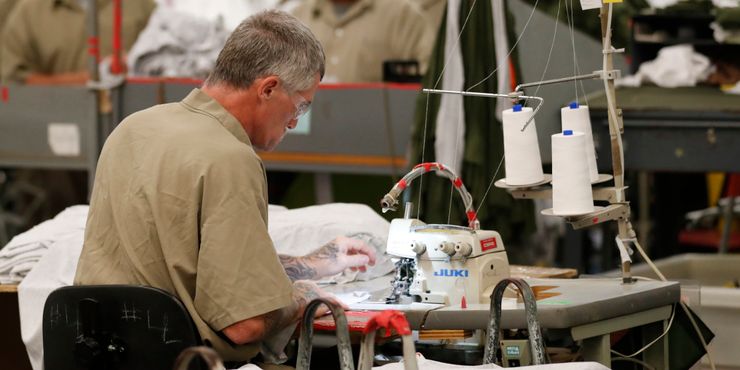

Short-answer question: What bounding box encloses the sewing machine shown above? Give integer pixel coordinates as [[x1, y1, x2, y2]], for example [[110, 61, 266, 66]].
[[380, 162, 510, 306]]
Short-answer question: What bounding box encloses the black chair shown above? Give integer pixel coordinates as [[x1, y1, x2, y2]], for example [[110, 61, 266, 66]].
[[43, 285, 201, 370]]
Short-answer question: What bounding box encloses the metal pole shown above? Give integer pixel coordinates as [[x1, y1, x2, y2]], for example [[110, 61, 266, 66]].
[[514, 71, 601, 92], [600, 4, 633, 284]]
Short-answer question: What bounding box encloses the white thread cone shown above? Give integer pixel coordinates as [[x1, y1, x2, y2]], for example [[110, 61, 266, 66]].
[[502, 105, 544, 186], [552, 130, 594, 215], [561, 103, 598, 183]]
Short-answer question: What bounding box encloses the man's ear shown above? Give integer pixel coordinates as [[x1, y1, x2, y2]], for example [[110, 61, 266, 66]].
[[257, 76, 280, 100]]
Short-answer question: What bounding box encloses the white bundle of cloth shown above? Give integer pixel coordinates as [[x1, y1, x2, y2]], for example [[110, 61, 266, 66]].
[[268, 202, 395, 283], [0, 206, 88, 284], [153, 0, 284, 31], [618, 44, 713, 88], [373, 356, 611, 369], [126, 7, 230, 78], [17, 203, 393, 370]]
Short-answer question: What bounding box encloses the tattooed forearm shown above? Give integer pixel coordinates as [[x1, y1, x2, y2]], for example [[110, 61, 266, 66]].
[[261, 281, 322, 334], [262, 304, 293, 335], [279, 255, 318, 281], [309, 241, 339, 261]]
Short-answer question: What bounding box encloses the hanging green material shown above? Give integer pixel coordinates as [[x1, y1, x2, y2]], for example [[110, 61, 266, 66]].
[[408, 0, 535, 244]]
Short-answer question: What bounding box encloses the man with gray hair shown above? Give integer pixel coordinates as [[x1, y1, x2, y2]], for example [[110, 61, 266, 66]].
[[75, 10, 375, 365]]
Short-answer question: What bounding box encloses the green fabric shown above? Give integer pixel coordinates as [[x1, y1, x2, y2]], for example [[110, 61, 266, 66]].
[[408, 0, 535, 243]]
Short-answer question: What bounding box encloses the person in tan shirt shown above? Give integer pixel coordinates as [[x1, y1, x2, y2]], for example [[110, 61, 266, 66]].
[[74, 10, 376, 365], [1, 0, 155, 84], [291, 0, 435, 82]]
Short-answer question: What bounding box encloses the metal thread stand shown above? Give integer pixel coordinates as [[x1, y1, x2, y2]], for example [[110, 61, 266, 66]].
[[423, 4, 636, 283], [508, 4, 636, 284]]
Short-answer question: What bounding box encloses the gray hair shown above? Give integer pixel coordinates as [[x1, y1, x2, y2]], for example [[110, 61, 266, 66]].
[[205, 10, 325, 92]]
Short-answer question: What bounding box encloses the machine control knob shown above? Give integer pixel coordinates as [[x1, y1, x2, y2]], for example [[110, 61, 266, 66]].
[[411, 242, 426, 255], [455, 242, 473, 257], [439, 242, 456, 256]]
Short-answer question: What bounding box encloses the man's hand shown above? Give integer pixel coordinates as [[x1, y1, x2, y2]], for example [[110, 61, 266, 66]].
[[291, 280, 346, 319], [312, 236, 377, 276], [279, 236, 377, 281]]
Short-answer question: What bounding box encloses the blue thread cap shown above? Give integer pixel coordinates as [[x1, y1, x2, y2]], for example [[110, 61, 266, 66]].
[[569, 102, 579, 109], [513, 104, 522, 112], [563, 130, 573, 136]]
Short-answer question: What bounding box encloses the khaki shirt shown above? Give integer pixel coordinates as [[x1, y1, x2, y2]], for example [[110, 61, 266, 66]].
[[413, 0, 445, 29], [291, 0, 434, 83], [75, 89, 293, 362], [1, 0, 155, 81], [0, 0, 19, 32]]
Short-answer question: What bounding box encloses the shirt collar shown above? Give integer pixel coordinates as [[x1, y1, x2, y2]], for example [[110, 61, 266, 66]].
[[180, 88, 253, 148]]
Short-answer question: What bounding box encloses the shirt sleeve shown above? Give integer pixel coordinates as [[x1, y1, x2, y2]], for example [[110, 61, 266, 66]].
[[1, 2, 35, 82], [194, 149, 293, 332]]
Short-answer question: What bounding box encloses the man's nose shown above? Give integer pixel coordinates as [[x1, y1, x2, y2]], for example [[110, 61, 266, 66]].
[[287, 118, 299, 130]]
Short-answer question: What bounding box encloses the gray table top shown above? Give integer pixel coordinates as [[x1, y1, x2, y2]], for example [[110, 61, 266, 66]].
[[325, 276, 680, 330]]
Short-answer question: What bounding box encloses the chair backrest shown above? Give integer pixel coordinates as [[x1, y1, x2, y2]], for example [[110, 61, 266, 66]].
[[43, 285, 201, 370]]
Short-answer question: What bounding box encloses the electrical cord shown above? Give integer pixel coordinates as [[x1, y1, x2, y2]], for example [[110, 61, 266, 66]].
[[609, 304, 676, 358], [633, 238, 717, 370]]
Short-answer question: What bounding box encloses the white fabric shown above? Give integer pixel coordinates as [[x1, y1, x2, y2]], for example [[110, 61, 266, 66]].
[[374, 355, 502, 369], [617, 44, 712, 88], [18, 230, 85, 370], [713, 0, 740, 7], [127, 7, 230, 78], [645, 0, 679, 8], [374, 355, 609, 369], [434, 0, 466, 174], [154, 0, 281, 31], [492, 0, 512, 121], [268, 203, 395, 283], [0, 206, 87, 284], [232, 364, 262, 370]]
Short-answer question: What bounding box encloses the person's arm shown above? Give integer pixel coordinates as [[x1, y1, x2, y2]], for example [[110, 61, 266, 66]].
[[278, 236, 377, 281], [221, 280, 333, 344]]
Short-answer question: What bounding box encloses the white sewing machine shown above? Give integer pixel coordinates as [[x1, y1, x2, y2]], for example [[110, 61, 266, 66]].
[[380, 162, 510, 306]]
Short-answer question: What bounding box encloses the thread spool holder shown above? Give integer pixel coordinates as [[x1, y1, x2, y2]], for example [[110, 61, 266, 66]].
[[422, 4, 635, 284]]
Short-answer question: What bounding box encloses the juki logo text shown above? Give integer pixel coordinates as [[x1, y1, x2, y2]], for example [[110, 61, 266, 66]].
[[434, 269, 469, 277]]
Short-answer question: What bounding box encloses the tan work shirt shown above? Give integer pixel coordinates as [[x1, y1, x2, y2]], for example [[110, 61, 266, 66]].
[[291, 0, 434, 83], [1, 0, 155, 81], [0, 0, 19, 33], [412, 0, 445, 29], [75, 89, 293, 362]]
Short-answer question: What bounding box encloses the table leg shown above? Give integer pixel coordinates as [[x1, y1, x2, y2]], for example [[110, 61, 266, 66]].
[[643, 318, 670, 370], [581, 334, 610, 366]]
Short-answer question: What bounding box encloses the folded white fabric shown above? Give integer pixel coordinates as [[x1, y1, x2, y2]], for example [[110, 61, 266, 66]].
[[618, 44, 712, 88], [0, 205, 88, 284]]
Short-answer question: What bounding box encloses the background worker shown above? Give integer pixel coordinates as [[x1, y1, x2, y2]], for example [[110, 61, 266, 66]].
[[1, 0, 155, 84]]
